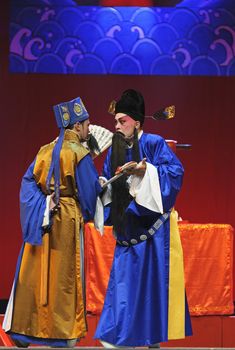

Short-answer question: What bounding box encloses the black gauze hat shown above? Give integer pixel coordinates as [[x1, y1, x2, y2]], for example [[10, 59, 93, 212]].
[[115, 89, 145, 125]]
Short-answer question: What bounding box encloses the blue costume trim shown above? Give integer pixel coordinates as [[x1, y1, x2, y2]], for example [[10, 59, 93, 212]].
[[46, 128, 65, 204], [10, 333, 69, 347], [20, 160, 46, 245]]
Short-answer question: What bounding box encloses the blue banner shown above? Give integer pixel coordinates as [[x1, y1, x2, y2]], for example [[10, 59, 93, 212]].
[[10, 0, 235, 75]]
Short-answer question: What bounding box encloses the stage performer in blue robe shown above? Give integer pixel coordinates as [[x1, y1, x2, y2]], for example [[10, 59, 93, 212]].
[[94, 89, 192, 348], [3, 97, 102, 347]]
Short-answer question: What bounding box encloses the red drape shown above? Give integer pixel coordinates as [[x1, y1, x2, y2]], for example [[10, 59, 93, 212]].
[[85, 222, 234, 316]]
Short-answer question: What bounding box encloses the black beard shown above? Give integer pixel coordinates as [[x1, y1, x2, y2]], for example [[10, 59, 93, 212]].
[[110, 130, 141, 235], [86, 134, 100, 154]]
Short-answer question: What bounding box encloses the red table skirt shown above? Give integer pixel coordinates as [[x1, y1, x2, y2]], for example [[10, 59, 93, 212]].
[[84, 222, 234, 316]]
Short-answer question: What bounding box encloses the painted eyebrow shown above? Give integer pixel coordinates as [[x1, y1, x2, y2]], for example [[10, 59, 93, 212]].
[[115, 116, 128, 122]]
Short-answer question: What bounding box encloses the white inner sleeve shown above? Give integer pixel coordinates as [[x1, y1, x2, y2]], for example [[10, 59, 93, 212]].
[[94, 196, 104, 235], [42, 195, 51, 228], [129, 162, 163, 214], [94, 177, 112, 235]]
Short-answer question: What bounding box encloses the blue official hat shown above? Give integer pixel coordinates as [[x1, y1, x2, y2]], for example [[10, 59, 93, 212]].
[[53, 96, 89, 128], [46, 97, 89, 205]]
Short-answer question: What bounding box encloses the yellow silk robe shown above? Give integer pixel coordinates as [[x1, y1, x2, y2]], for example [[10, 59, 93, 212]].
[[9, 130, 92, 340]]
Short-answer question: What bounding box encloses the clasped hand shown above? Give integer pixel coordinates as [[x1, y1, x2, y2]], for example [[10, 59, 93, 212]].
[[118, 158, 147, 177]]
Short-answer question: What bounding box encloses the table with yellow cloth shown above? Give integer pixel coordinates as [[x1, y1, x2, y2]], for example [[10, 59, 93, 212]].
[[84, 222, 234, 316]]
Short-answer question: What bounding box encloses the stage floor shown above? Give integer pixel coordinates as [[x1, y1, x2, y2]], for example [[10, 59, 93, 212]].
[[2, 316, 235, 348]]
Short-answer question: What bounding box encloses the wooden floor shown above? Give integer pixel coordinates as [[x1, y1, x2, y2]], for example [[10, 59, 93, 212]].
[[2, 314, 235, 348]]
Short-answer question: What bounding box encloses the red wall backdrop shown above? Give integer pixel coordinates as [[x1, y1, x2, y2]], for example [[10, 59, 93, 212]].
[[1, 2, 235, 300]]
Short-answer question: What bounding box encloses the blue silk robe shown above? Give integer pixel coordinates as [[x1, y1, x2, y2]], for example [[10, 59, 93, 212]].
[[95, 133, 192, 346]]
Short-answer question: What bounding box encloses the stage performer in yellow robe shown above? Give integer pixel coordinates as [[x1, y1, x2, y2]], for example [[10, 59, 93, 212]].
[[3, 96, 102, 347]]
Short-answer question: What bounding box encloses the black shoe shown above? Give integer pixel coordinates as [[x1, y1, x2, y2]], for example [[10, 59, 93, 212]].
[[13, 339, 29, 348], [149, 343, 160, 348]]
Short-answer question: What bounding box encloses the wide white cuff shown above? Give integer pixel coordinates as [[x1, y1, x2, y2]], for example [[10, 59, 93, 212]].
[[129, 162, 163, 213], [94, 177, 113, 235]]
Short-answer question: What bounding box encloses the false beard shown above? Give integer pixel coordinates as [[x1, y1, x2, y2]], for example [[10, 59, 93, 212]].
[[110, 129, 141, 235], [86, 134, 100, 155]]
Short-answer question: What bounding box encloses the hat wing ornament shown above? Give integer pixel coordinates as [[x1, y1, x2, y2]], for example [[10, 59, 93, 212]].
[[150, 105, 175, 120]]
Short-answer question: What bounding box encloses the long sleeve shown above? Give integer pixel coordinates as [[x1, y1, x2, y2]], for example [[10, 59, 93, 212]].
[[103, 134, 183, 214], [139, 134, 184, 212], [102, 148, 112, 180], [20, 160, 47, 245], [75, 154, 102, 221]]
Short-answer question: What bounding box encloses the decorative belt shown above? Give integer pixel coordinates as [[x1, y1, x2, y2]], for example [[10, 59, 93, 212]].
[[116, 212, 170, 247]]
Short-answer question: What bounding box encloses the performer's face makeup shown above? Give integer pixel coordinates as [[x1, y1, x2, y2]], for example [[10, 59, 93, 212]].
[[115, 113, 139, 138]]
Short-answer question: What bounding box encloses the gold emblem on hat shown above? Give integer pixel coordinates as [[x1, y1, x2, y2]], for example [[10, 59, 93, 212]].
[[74, 102, 82, 116], [62, 112, 70, 121]]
